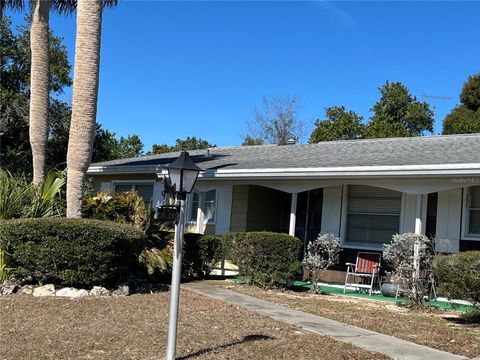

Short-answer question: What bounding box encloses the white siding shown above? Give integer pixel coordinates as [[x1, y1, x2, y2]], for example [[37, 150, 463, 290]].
[[321, 186, 343, 236], [436, 188, 462, 253], [402, 193, 417, 233]]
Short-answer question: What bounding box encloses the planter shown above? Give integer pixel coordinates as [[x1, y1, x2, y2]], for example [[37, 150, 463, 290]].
[[382, 282, 400, 297]]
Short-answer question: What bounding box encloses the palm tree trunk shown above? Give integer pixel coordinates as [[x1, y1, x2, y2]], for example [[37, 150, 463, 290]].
[[66, 0, 103, 218], [29, 0, 50, 186]]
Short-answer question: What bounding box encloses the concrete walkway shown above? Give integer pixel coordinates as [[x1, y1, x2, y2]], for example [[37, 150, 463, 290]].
[[183, 281, 468, 360]]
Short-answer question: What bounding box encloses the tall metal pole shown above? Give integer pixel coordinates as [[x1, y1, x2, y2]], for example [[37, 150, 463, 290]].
[[166, 196, 185, 360]]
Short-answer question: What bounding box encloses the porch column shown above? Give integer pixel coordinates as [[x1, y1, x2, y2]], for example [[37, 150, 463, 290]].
[[195, 192, 205, 234], [289, 193, 298, 236], [413, 194, 422, 288], [414, 194, 422, 235]]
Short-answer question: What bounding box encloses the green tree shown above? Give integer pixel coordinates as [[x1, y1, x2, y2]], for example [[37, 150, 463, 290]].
[[0, 17, 135, 174], [114, 134, 144, 158], [242, 135, 264, 146], [442, 73, 480, 135], [149, 136, 215, 154], [460, 73, 480, 111], [365, 81, 434, 138], [0, 16, 71, 175], [309, 106, 364, 142]]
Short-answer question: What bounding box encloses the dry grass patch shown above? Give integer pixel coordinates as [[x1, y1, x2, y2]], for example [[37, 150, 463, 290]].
[[225, 283, 480, 358], [0, 289, 388, 360]]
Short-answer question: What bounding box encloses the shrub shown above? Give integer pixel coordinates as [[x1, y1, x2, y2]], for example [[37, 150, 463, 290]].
[[433, 251, 480, 308], [383, 233, 435, 307], [0, 170, 65, 220], [303, 233, 341, 293], [0, 218, 145, 287], [199, 235, 225, 277], [82, 191, 150, 231], [183, 233, 204, 278], [224, 231, 301, 287], [137, 230, 207, 280]]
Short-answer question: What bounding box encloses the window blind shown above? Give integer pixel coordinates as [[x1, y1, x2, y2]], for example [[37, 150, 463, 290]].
[[346, 185, 401, 246]]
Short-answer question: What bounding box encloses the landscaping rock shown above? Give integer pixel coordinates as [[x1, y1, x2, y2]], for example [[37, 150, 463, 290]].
[[17, 285, 34, 295], [0, 283, 18, 295], [55, 287, 89, 298], [33, 284, 55, 297], [112, 285, 130, 296], [89, 286, 111, 296]]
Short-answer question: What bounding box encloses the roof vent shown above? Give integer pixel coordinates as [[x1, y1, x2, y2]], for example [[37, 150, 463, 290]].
[[205, 149, 210, 157], [287, 139, 296, 145]]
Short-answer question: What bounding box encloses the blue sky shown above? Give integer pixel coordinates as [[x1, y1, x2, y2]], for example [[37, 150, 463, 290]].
[[6, 1, 480, 151]]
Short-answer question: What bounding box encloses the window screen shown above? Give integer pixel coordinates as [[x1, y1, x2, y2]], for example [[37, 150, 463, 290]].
[[468, 186, 480, 236]]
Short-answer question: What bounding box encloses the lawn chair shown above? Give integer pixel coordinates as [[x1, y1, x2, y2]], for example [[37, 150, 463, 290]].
[[344, 252, 382, 296]]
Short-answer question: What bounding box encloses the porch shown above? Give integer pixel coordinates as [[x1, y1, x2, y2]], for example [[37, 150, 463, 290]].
[[189, 179, 480, 281]]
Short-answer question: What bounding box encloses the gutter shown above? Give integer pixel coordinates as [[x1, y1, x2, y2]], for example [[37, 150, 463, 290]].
[[87, 163, 480, 180]]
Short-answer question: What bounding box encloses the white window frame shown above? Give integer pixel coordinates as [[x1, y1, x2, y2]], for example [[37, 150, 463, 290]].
[[112, 180, 155, 204], [340, 185, 403, 251], [186, 189, 217, 225], [462, 186, 480, 241]]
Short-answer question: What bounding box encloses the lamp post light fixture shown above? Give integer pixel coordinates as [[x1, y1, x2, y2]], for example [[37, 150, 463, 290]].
[[165, 151, 202, 360]]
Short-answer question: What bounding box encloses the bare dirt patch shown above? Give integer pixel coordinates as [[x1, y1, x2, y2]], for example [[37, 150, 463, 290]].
[[225, 283, 480, 358], [0, 289, 388, 360]]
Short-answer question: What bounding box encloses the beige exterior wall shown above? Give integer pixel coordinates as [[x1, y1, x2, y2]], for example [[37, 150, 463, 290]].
[[230, 185, 249, 232]]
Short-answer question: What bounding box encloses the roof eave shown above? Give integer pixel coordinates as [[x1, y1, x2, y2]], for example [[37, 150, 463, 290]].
[[87, 163, 480, 180]]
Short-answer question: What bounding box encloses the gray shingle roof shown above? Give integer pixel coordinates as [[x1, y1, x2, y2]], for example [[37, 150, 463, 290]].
[[89, 134, 480, 172]]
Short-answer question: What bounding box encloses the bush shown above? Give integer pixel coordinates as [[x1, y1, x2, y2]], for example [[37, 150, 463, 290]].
[[224, 231, 301, 287], [199, 235, 225, 277], [0, 218, 145, 287], [183, 233, 204, 278], [82, 191, 150, 231], [0, 170, 65, 220], [433, 251, 480, 308], [383, 233, 435, 307], [137, 231, 206, 280], [303, 233, 341, 293]]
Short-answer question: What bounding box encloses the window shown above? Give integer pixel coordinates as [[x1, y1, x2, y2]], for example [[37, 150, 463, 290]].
[[114, 183, 154, 203], [188, 190, 216, 224], [345, 185, 401, 247], [466, 186, 480, 237]]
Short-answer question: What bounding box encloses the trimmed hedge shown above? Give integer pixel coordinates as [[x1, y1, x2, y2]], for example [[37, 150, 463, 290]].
[[0, 218, 145, 287], [224, 231, 301, 287], [199, 235, 225, 277], [433, 251, 480, 307]]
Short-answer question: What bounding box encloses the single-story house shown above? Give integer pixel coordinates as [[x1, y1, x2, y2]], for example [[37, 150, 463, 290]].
[[87, 134, 480, 280]]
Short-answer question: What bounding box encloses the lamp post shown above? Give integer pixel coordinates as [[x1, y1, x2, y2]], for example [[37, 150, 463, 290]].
[[165, 151, 202, 360]]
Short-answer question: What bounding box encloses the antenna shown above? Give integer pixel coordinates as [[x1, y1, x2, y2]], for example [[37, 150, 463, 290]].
[[420, 93, 454, 101], [419, 93, 455, 135]]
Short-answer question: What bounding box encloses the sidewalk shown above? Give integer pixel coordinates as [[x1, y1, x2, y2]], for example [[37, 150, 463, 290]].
[[183, 281, 468, 360]]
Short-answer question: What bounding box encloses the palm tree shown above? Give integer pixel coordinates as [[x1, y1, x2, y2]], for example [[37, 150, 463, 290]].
[[66, 0, 116, 218], [29, 0, 75, 185], [0, 0, 23, 21], [29, 0, 50, 185]]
